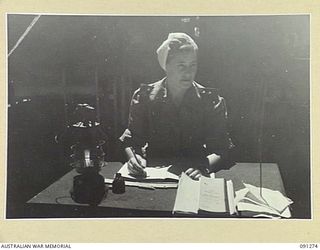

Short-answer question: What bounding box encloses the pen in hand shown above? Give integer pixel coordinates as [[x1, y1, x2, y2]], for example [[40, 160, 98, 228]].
[[130, 147, 142, 166], [129, 147, 147, 177]]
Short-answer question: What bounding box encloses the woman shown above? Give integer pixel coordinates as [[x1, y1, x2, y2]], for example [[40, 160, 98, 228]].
[[119, 33, 235, 180]]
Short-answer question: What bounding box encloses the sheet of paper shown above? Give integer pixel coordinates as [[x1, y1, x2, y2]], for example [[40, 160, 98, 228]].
[[173, 172, 200, 214], [253, 214, 281, 219], [280, 207, 292, 218], [238, 200, 291, 218], [199, 177, 226, 213], [243, 183, 293, 213], [118, 163, 179, 181], [237, 201, 282, 216], [235, 183, 293, 218], [234, 187, 250, 204], [241, 197, 280, 215]]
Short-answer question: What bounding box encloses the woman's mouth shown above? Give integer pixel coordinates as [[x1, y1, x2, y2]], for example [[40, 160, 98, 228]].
[[181, 79, 192, 83]]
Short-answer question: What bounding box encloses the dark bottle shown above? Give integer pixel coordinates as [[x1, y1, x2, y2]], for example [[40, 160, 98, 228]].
[[112, 173, 125, 194]]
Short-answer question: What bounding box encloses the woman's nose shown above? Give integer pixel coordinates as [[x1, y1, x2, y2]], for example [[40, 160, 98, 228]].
[[184, 66, 193, 73], [184, 67, 196, 76]]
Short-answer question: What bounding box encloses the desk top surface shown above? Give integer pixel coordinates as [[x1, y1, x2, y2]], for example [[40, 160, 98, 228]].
[[28, 162, 285, 216]]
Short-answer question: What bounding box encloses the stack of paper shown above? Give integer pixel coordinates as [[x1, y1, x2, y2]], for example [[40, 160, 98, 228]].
[[235, 183, 293, 218]]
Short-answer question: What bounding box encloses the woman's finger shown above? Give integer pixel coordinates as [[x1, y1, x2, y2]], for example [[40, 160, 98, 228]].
[[194, 173, 202, 180], [128, 160, 146, 176], [130, 157, 144, 170], [136, 154, 147, 168], [128, 161, 140, 173], [189, 170, 202, 179], [128, 166, 143, 176], [185, 168, 194, 175], [189, 170, 199, 178], [131, 161, 144, 173]]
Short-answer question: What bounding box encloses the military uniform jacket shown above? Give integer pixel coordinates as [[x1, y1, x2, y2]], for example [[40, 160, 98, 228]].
[[120, 78, 235, 171]]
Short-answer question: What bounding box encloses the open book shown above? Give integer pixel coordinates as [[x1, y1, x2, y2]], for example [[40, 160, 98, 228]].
[[117, 163, 180, 182], [173, 172, 236, 215]]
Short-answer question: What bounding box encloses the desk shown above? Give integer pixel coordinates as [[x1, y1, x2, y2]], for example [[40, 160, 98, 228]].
[[27, 162, 285, 218]]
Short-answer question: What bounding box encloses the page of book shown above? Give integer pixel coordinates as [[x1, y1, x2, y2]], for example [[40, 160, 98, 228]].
[[199, 177, 227, 213], [173, 172, 200, 214], [226, 180, 236, 215]]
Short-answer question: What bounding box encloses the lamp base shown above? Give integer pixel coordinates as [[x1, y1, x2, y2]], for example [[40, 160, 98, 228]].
[[70, 173, 107, 206]]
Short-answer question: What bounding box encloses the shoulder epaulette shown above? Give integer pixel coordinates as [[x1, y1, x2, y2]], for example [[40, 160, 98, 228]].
[[198, 87, 220, 104], [135, 84, 154, 102], [139, 84, 153, 95]]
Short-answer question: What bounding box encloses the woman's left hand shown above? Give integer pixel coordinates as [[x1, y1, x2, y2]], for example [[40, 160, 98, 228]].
[[185, 168, 202, 180]]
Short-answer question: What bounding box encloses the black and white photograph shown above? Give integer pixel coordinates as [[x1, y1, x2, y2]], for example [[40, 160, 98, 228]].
[[6, 14, 310, 219]]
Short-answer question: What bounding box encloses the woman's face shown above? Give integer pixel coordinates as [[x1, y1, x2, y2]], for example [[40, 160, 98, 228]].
[[165, 49, 198, 89]]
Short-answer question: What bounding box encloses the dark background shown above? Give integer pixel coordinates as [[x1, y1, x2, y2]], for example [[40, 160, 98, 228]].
[[7, 15, 310, 218]]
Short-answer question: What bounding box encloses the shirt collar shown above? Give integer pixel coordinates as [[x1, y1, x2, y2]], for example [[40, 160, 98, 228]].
[[159, 78, 201, 101]]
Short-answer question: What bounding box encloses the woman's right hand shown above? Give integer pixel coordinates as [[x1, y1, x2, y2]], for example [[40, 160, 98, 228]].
[[127, 154, 147, 177]]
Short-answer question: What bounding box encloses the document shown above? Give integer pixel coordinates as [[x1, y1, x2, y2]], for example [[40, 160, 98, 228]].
[[234, 183, 293, 218], [173, 173, 235, 215], [118, 163, 180, 181], [243, 183, 293, 213]]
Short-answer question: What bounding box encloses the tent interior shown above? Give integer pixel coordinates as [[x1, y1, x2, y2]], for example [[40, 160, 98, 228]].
[[7, 14, 310, 218]]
